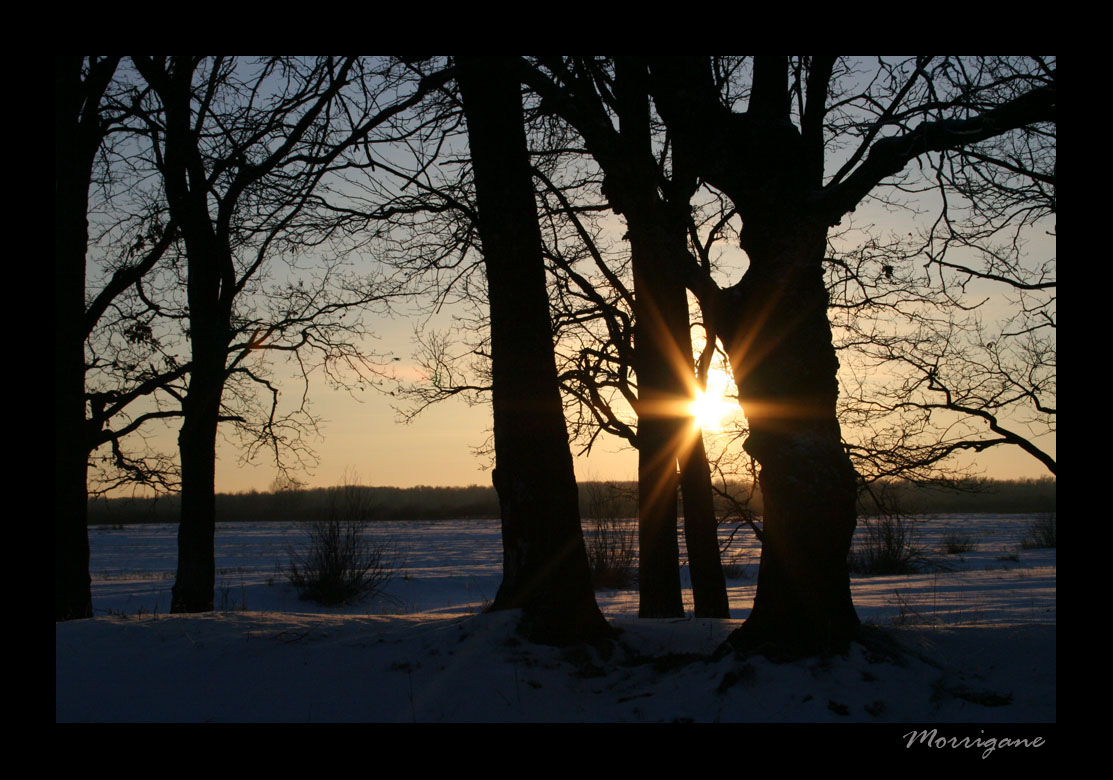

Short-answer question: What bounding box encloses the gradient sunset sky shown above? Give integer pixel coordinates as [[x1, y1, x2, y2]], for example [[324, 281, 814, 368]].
[[93, 58, 1054, 497], [205, 336, 1053, 495]]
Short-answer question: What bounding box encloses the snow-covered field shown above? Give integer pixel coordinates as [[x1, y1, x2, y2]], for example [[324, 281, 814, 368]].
[[57, 514, 1055, 725]]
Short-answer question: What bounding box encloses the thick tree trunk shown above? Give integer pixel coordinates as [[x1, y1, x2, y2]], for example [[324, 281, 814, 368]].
[[456, 55, 611, 646], [629, 228, 687, 618], [717, 227, 860, 655], [168, 236, 228, 614], [646, 58, 859, 654], [170, 355, 223, 613]]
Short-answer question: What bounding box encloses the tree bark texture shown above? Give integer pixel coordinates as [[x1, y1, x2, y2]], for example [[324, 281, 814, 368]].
[[456, 56, 611, 645]]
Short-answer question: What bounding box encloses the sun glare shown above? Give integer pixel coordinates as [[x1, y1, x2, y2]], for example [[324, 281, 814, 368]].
[[688, 370, 737, 432]]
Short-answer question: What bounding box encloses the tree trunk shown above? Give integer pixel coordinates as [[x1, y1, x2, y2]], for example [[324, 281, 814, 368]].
[[646, 58, 860, 654], [157, 59, 231, 614], [525, 57, 730, 619], [717, 225, 860, 655], [170, 353, 223, 613], [168, 224, 229, 613], [456, 55, 611, 646], [169, 231, 228, 613], [631, 238, 736, 619], [55, 57, 118, 620], [626, 214, 729, 618], [680, 431, 731, 618], [55, 79, 94, 620], [628, 227, 687, 618]]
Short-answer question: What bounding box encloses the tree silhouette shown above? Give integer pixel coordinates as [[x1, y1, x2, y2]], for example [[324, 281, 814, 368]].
[[130, 57, 451, 611], [456, 55, 611, 645], [536, 172, 730, 618], [57, 56, 122, 620], [57, 57, 186, 620], [400, 58, 733, 619], [644, 55, 1054, 654], [481, 55, 1053, 651], [64, 56, 1052, 657]]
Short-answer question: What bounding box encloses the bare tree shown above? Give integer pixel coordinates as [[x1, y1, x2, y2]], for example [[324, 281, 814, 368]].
[[456, 55, 611, 645], [128, 56, 452, 612], [57, 57, 187, 620], [57, 56, 122, 620], [393, 76, 735, 619], [516, 56, 730, 619], [387, 58, 1054, 651], [644, 55, 1053, 654]]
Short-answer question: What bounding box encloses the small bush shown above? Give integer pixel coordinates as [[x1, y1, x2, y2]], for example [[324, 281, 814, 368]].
[[583, 482, 637, 590], [1020, 513, 1056, 549], [287, 478, 395, 605], [848, 512, 925, 575], [941, 530, 978, 555]]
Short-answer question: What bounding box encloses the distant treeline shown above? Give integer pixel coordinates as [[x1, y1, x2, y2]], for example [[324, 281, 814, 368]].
[[88, 484, 500, 526], [88, 477, 1055, 526], [854, 477, 1055, 515]]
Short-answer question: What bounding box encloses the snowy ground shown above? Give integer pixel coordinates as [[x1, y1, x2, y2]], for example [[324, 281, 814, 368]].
[[57, 514, 1055, 726]]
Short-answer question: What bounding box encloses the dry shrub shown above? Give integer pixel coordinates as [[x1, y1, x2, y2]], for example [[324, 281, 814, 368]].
[[583, 482, 637, 590], [1021, 513, 1056, 549], [848, 511, 926, 575], [286, 477, 395, 605], [941, 530, 978, 554]]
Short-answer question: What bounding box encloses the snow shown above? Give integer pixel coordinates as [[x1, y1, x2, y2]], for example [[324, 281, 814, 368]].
[[57, 514, 1055, 724]]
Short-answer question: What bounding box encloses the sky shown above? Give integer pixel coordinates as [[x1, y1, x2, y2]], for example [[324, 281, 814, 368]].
[[207, 342, 1053, 496], [88, 57, 1055, 498], [203, 224, 1054, 494], [135, 222, 1055, 497], [104, 215, 1054, 497], [211, 324, 640, 493]]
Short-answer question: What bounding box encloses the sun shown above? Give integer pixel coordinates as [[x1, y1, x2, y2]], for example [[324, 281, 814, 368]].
[[688, 369, 737, 432]]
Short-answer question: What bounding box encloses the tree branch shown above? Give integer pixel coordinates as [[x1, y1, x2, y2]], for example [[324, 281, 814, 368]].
[[816, 82, 1055, 223]]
